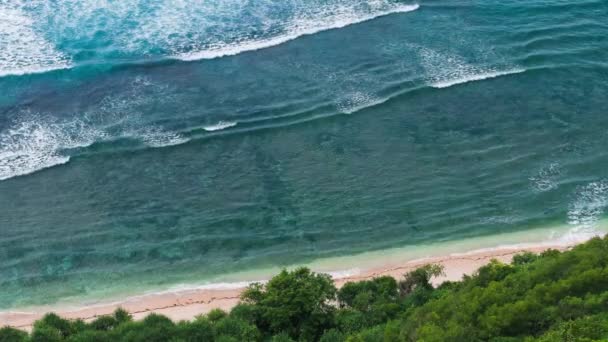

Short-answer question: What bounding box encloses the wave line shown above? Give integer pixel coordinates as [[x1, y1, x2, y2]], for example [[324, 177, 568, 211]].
[[431, 69, 526, 89], [175, 4, 420, 61]]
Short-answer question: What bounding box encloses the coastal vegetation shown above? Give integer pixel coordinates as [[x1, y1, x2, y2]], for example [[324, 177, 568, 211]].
[[3, 236, 608, 341]]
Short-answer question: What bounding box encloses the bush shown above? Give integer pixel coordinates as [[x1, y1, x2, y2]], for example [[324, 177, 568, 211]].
[[319, 329, 345, 342], [338, 276, 398, 309], [207, 309, 228, 323], [0, 327, 28, 342], [214, 317, 260, 341], [512, 252, 538, 266], [114, 314, 176, 342], [113, 308, 132, 325], [90, 316, 118, 331], [176, 318, 214, 342], [270, 332, 295, 342], [33, 313, 77, 339], [398, 264, 444, 296], [66, 330, 111, 342], [30, 324, 62, 342]]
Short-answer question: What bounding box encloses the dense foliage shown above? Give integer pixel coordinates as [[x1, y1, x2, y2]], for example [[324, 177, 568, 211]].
[[3, 236, 608, 341]]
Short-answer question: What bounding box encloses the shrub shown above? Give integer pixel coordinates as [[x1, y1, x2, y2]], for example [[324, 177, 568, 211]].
[[270, 332, 295, 342], [214, 317, 260, 341], [207, 308, 228, 323], [398, 264, 444, 297], [0, 327, 28, 342], [175, 318, 214, 342]]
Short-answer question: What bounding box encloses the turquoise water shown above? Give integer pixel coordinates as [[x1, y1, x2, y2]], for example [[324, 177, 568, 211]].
[[1, 0, 608, 310]]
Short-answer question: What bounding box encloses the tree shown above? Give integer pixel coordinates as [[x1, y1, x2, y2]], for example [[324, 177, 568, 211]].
[[114, 313, 176, 342], [241, 267, 337, 340], [214, 317, 260, 341], [31, 313, 78, 341], [176, 318, 214, 342], [398, 264, 445, 297], [338, 276, 398, 310]]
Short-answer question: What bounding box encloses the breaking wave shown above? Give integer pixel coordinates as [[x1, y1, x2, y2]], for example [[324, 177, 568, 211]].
[[0, 4, 71, 78], [0, 0, 419, 77], [175, 4, 420, 61]]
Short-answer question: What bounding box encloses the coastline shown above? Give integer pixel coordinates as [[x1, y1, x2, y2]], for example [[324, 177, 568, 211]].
[[3, 222, 599, 330]]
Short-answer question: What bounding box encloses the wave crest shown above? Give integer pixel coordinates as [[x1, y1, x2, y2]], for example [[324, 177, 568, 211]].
[[203, 121, 238, 132], [175, 4, 420, 61], [0, 118, 100, 181], [1, 0, 419, 77]]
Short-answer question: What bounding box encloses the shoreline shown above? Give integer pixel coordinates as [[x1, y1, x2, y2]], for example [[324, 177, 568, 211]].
[[0, 237, 583, 330]]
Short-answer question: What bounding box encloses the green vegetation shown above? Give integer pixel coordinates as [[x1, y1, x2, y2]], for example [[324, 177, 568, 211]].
[[3, 236, 608, 341]]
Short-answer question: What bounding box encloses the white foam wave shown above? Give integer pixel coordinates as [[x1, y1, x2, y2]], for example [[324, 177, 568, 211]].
[[0, 118, 102, 181], [140, 129, 189, 148], [176, 4, 419, 61], [337, 91, 385, 114], [203, 121, 238, 132], [0, 4, 70, 78], [0, 116, 193, 181], [1, 1, 418, 74], [529, 162, 561, 192], [431, 69, 526, 89], [568, 181, 608, 229], [0, 77, 201, 181], [415, 46, 524, 89]]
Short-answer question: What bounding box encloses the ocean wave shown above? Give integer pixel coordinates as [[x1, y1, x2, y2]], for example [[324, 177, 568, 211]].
[[175, 4, 420, 61], [336, 91, 386, 114], [0, 65, 72, 79], [203, 121, 238, 132], [0, 4, 71, 78], [0, 118, 101, 181], [0, 76, 202, 181], [0, 116, 194, 182], [1, 0, 419, 78], [414, 45, 525, 89], [568, 181, 608, 228], [140, 129, 190, 148], [529, 162, 562, 192], [431, 69, 526, 89]]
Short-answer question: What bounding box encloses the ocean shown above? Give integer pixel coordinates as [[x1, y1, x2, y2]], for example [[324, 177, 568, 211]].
[[1, 0, 607, 310]]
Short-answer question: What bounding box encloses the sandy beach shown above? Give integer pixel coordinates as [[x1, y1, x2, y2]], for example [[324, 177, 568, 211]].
[[1, 242, 574, 331]]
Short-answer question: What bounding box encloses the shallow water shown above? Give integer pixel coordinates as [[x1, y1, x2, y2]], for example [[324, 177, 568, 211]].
[[1, 0, 608, 309]]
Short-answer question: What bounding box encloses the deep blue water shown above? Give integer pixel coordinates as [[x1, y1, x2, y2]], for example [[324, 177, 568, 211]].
[[1, 0, 608, 309]]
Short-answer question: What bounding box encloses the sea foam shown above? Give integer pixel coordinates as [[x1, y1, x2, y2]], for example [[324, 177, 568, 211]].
[[175, 4, 420, 61], [203, 121, 238, 132], [415, 46, 525, 89], [431, 69, 526, 89], [568, 181, 608, 229], [0, 4, 70, 78], [0, 118, 100, 181], [0, 116, 193, 182], [1, 1, 419, 76]]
